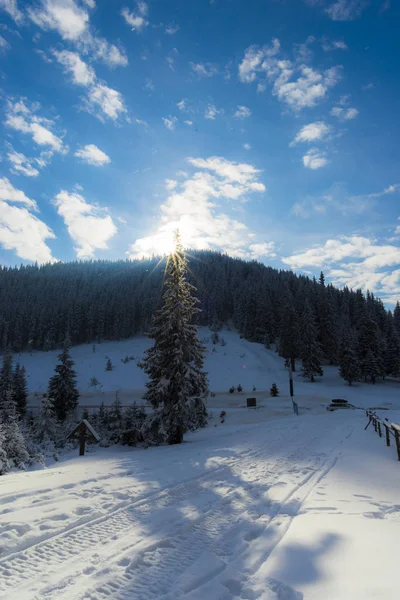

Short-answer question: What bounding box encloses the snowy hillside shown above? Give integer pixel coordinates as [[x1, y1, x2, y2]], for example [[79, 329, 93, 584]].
[[16, 327, 400, 411]]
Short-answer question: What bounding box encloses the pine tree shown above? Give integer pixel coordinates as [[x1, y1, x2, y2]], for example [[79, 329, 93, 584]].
[[270, 383, 279, 397], [0, 391, 30, 469], [34, 395, 59, 446], [363, 349, 379, 384], [48, 341, 79, 421], [385, 320, 400, 377], [279, 288, 300, 371], [358, 319, 382, 383], [0, 351, 14, 410], [141, 233, 208, 444], [105, 358, 113, 371], [13, 364, 28, 418], [339, 331, 361, 385], [300, 300, 324, 382], [0, 422, 9, 475]]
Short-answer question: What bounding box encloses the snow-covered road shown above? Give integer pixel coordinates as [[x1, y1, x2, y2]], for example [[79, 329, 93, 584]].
[[1, 407, 399, 599]]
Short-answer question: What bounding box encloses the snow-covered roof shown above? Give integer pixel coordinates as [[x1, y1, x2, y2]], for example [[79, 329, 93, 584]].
[[82, 419, 101, 441], [68, 420, 101, 442]]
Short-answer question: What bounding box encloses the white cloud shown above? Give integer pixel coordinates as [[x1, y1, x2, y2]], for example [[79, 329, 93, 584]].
[[121, 2, 148, 32], [303, 148, 328, 169], [74, 144, 110, 166], [0, 0, 24, 25], [321, 38, 348, 51], [165, 24, 179, 35], [83, 35, 128, 68], [5, 98, 67, 153], [52, 51, 126, 121], [283, 234, 400, 301], [184, 120, 193, 126], [331, 106, 359, 120], [28, 0, 127, 68], [243, 143, 251, 150], [0, 177, 55, 262], [165, 179, 177, 190], [28, 0, 89, 41], [291, 121, 331, 145], [0, 34, 10, 52], [326, 0, 367, 21], [162, 116, 178, 130], [238, 38, 341, 111], [53, 49, 96, 85], [7, 149, 40, 177], [191, 62, 219, 77], [128, 156, 272, 260], [292, 183, 400, 219], [177, 99, 186, 111], [205, 104, 224, 120], [234, 105, 252, 119], [86, 82, 127, 121], [54, 189, 117, 258], [0, 176, 36, 208]]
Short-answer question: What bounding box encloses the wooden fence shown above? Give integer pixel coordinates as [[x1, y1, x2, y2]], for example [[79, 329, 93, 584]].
[[365, 409, 400, 461]]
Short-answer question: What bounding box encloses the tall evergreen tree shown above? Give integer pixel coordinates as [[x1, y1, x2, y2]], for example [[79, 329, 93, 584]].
[[48, 340, 79, 421], [339, 331, 361, 385], [34, 395, 59, 447], [141, 233, 208, 445], [385, 320, 400, 377], [358, 318, 382, 383], [300, 300, 324, 382], [13, 363, 28, 418], [0, 390, 30, 469], [0, 351, 14, 410], [279, 288, 300, 371], [0, 422, 9, 475]]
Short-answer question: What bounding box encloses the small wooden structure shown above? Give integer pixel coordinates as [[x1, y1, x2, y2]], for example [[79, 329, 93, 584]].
[[67, 420, 100, 456], [247, 397, 257, 408]]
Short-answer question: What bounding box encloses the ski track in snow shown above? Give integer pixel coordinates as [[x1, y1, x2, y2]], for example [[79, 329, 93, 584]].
[[0, 417, 354, 600]]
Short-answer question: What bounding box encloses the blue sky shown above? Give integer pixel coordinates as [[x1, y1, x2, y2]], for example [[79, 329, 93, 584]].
[[0, 0, 399, 303]]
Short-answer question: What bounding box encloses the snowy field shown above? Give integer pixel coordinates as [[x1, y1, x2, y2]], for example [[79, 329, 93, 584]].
[[15, 327, 400, 411], [1, 329, 400, 599]]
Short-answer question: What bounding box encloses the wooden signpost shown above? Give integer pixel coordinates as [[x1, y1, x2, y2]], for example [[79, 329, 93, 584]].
[[67, 419, 101, 456]]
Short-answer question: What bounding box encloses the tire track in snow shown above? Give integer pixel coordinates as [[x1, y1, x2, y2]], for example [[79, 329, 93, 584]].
[[0, 438, 276, 597], [38, 425, 352, 600]]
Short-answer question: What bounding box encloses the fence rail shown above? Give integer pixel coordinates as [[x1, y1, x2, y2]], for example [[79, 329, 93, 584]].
[[365, 409, 400, 461]]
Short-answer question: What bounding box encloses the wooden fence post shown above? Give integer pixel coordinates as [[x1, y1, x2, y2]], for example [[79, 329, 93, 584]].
[[392, 427, 400, 462], [385, 424, 391, 447], [374, 417, 378, 432], [377, 421, 382, 437]]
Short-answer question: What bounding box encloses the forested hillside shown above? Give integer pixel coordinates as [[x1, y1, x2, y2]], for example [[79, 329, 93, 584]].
[[1, 252, 399, 381]]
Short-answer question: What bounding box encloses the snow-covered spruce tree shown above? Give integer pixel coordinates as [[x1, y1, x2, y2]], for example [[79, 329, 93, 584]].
[[0, 390, 30, 469], [48, 340, 79, 421], [0, 422, 9, 475], [279, 288, 300, 372], [13, 363, 28, 418], [385, 318, 400, 377], [357, 318, 382, 383], [339, 331, 361, 386], [34, 395, 60, 448], [141, 233, 209, 445], [0, 350, 14, 409], [300, 300, 323, 382]]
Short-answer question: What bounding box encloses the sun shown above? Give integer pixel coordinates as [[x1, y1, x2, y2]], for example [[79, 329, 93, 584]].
[[150, 230, 178, 257]]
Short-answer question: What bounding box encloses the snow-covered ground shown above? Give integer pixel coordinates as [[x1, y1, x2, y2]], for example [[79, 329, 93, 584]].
[[2, 329, 400, 599], [1, 408, 400, 600]]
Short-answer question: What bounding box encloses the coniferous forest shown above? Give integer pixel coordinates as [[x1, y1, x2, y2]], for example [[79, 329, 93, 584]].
[[1, 252, 399, 384]]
